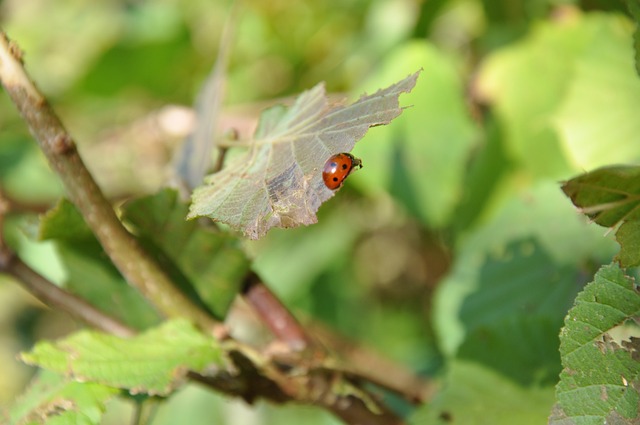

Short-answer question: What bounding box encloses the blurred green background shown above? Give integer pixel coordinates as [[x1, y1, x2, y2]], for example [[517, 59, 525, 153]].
[[1, 0, 639, 423]]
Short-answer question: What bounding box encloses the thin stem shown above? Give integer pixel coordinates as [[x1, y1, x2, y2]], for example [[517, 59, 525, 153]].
[[0, 253, 136, 338], [131, 401, 144, 425], [130, 399, 159, 425], [310, 322, 435, 404], [242, 271, 315, 353], [0, 31, 219, 334]]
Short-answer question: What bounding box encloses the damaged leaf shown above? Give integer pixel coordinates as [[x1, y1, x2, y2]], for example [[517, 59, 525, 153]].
[[561, 165, 640, 267], [20, 320, 226, 396], [188, 72, 419, 239], [551, 263, 640, 424]]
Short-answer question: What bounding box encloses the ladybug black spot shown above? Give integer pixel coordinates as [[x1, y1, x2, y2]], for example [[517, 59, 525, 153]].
[[439, 411, 453, 422], [333, 177, 339, 182], [341, 164, 348, 170]]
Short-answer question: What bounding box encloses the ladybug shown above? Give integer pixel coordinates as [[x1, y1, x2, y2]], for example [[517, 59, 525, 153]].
[[322, 153, 362, 190]]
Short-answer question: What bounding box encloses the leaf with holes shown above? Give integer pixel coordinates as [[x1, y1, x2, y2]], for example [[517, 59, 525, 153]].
[[9, 370, 118, 425], [551, 263, 640, 424], [562, 165, 640, 267], [188, 72, 419, 239]]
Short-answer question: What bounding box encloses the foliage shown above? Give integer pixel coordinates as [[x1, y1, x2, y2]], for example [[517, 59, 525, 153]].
[[562, 166, 640, 267], [1, 1, 640, 425], [188, 72, 418, 239], [9, 370, 118, 425], [551, 264, 640, 424], [20, 320, 225, 396]]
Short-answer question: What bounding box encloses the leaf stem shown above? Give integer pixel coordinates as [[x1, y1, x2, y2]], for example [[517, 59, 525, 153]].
[[0, 31, 219, 334]]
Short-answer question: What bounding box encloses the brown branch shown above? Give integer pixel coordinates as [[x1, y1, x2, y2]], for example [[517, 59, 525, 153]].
[[238, 272, 433, 405], [1, 252, 405, 425], [218, 345, 405, 425], [0, 31, 219, 335], [0, 253, 136, 338], [309, 321, 435, 404], [242, 271, 316, 353]]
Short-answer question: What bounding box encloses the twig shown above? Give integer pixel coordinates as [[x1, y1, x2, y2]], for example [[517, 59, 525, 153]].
[[0, 234, 406, 425], [0, 31, 219, 334], [310, 322, 435, 404], [0, 190, 132, 338], [1, 253, 136, 338], [242, 271, 315, 353]]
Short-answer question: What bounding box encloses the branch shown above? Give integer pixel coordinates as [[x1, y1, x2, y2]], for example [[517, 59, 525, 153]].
[[242, 271, 316, 352], [309, 321, 435, 404], [0, 255, 136, 338], [0, 31, 219, 334], [1, 250, 404, 425]]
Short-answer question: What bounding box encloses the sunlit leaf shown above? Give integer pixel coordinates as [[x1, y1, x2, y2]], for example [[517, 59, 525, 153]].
[[9, 370, 118, 425], [477, 12, 640, 178], [625, 0, 640, 76], [561, 165, 640, 267], [552, 263, 640, 424], [20, 320, 225, 396], [476, 11, 587, 179], [554, 14, 640, 169], [188, 72, 419, 239]]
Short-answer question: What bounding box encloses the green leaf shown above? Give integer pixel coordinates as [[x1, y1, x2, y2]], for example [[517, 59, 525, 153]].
[[616, 220, 640, 267], [20, 320, 225, 396], [448, 237, 575, 385], [624, 0, 640, 76], [561, 165, 640, 267], [121, 189, 250, 318], [39, 198, 94, 241], [477, 12, 640, 178], [553, 263, 640, 424], [350, 41, 477, 227], [458, 316, 563, 386], [451, 113, 514, 232], [476, 12, 587, 179], [39, 200, 161, 329], [409, 360, 555, 425], [9, 370, 118, 425], [554, 14, 640, 169], [457, 239, 576, 331], [188, 72, 419, 239], [433, 181, 617, 357]]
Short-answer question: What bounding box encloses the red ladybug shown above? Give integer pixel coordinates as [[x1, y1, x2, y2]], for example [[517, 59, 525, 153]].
[[322, 153, 362, 190]]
